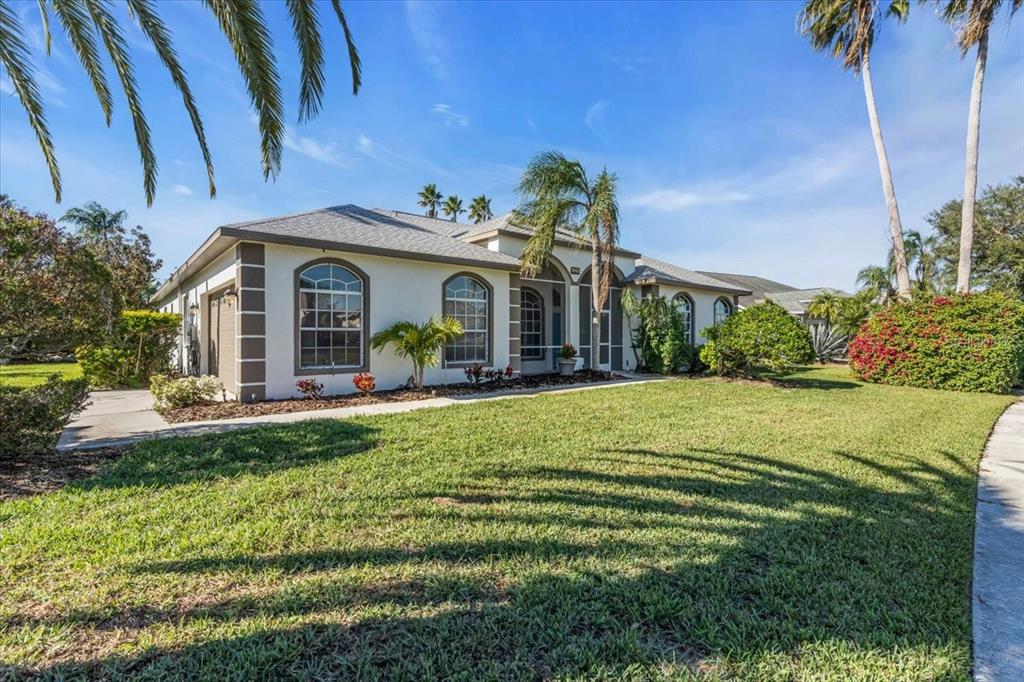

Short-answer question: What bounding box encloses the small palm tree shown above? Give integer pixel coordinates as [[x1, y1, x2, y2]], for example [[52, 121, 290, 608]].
[[515, 151, 619, 369], [0, 0, 362, 206], [442, 195, 465, 222], [799, 0, 913, 300], [418, 184, 443, 218], [369, 316, 463, 390], [807, 292, 845, 326], [903, 229, 940, 294], [939, 0, 1021, 292], [468, 195, 493, 223], [856, 264, 897, 304]]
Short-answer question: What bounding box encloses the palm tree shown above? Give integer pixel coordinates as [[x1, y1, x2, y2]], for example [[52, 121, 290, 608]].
[[940, 0, 1021, 292], [369, 316, 463, 390], [60, 201, 127, 242], [442, 195, 465, 222], [514, 151, 620, 369], [0, 0, 362, 206], [468, 195, 493, 223], [417, 184, 443, 218], [799, 0, 913, 301], [856, 264, 897, 304], [903, 229, 940, 294], [807, 291, 845, 326]]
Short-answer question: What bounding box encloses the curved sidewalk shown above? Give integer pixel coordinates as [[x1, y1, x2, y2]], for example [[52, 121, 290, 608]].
[[973, 400, 1024, 682]]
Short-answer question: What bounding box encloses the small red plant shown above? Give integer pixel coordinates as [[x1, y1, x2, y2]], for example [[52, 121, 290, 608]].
[[352, 372, 376, 394], [296, 378, 324, 399]]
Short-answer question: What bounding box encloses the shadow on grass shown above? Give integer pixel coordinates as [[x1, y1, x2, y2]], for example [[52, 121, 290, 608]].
[[19, 445, 977, 679]]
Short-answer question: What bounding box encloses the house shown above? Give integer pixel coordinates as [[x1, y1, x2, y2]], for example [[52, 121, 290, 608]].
[[698, 271, 849, 325], [153, 205, 750, 401]]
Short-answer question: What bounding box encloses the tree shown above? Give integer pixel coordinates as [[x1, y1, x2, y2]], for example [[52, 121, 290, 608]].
[[928, 176, 1024, 297], [856, 264, 897, 304], [515, 151, 620, 369], [799, 0, 913, 300], [807, 291, 845, 325], [442, 195, 465, 222], [60, 202, 126, 242], [0, 0, 362, 206], [939, 0, 1022, 292], [418, 184, 443, 218], [903, 229, 940, 295], [468, 195, 493, 223], [369, 317, 463, 390]]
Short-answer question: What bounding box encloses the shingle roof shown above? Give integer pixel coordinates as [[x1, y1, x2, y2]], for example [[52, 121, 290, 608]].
[[625, 257, 752, 294], [219, 205, 521, 270], [368, 208, 467, 238], [461, 212, 642, 258], [695, 271, 797, 307], [763, 287, 849, 314]]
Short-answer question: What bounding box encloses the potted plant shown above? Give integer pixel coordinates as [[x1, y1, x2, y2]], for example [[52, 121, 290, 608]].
[[558, 343, 578, 376]]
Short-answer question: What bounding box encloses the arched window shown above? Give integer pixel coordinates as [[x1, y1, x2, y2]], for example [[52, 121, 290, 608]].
[[297, 261, 365, 370], [444, 274, 489, 364], [714, 297, 733, 325], [673, 293, 694, 343], [521, 288, 544, 360]]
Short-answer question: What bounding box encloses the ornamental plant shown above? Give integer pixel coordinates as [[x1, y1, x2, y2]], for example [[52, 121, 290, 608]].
[[700, 301, 814, 376], [621, 290, 701, 374], [352, 372, 375, 395], [0, 375, 90, 457], [150, 374, 222, 409], [559, 343, 578, 360], [77, 310, 180, 388], [849, 292, 1024, 393], [295, 378, 324, 399]]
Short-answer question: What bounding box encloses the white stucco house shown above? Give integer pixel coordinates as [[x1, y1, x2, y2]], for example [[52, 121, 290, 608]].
[[153, 205, 750, 402]]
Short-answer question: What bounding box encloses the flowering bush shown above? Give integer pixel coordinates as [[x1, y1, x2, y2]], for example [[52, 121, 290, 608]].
[[700, 301, 814, 376], [353, 372, 375, 394], [464, 364, 511, 384], [559, 343, 578, 360], [849, 292, 1024, 393], [150, 374, 222, 409], [295, 378, 324, 399]]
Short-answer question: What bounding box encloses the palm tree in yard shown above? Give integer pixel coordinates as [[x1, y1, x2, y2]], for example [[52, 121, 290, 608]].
[[940, 0, 1021, 292], [856, 263, 897, 304], [807, 291, 846, 326], [418, 184, 443, 218], [442, 195, 465, 222], [799, 0, 913, 301], [370, 317, 463, 390], [468, 195, 493, 223], [515, 151, 620, 369], [0, 0, 362, 206], [60, 202, 127, 242], [903, 229, 940, 294]]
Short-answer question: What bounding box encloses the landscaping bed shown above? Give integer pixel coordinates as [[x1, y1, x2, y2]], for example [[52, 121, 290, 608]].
[[159, 369, 623, 423]]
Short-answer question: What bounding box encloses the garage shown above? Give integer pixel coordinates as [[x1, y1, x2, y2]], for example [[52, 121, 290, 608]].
[[207, 288, 236, 395]]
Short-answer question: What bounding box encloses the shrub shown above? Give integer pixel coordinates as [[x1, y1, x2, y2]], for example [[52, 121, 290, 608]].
[[811, 325, 849, 363], [464, 363, 485, 384], [295, 378, 324, 399], [621, 291, 696, 374], [700, 301, 814, 376], [0, 376, 90, 457], [76, 345, 137, 388], [849, 292, 1024, 393], [559, 343, 577, 360], [353, 373, 376, 394], [78, 310, 180, 388], [150, 374, 222, 409]]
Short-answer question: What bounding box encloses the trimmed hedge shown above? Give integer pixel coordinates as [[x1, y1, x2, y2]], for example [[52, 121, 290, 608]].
[[700, 301, 814, 375], [77, 310, 180, 388], [849, 292, 1024, 393], [0, 376, 90, 457]]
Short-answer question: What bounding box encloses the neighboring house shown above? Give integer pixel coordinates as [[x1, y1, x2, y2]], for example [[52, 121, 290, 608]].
[[153, 205, 749, 401], [698, 271, 849, 325]]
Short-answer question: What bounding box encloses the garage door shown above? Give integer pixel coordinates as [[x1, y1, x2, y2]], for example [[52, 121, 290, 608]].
[[208, 289, 236, 394]]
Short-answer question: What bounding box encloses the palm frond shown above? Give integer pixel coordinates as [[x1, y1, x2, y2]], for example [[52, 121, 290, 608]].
[[85, 0, 157, 205], [125, 0, 216, 198], [0, 2, 61, 201], [203, 0, 284, 180], [36, 0, 51, 55], [330, 0, 361, 95], [286, 0, 324, 122], [51, 0, 113, 126]]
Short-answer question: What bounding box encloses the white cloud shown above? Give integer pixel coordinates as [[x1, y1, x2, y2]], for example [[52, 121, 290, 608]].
[[625, 189, 750, 211], [0, 75, 13, 95], [172, 184, 194, 196], [283, 128, 349, 167], [431, 103, 470, 127], [406, 1, 449, 79], [355, 132, 451, 178], [584, 100, 609, 138]]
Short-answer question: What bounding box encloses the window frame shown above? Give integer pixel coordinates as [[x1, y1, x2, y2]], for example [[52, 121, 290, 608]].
[[293, 258, 370, 376], [442, 272, 493, 367], [520, 287, 545, 360], [713, 297, 733, 326], [672, 292, 695, 344]]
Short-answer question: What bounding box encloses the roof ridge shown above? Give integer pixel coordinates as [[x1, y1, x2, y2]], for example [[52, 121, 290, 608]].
[[222, 204, 357, 230]]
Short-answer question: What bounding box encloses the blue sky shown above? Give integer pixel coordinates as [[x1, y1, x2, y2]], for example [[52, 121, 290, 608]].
[[1, 0, 1022, 289]]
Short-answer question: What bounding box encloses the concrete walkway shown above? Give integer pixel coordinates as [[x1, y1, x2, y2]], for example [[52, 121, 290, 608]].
[[57, 376, 662, 451], [973, 400, 1024, 682]]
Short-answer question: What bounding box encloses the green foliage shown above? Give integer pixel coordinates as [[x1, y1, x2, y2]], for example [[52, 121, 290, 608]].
[[0, 375, 89, 457], [442, 195, 464, 222], [810, 324, 849, 363], [370, 316, 463, 389], [78, 310, 180, 388], [700, 301, 815, 376], [621, 291, 700, 374], [833, 293, 878, 336], [468, 195, 493, 224], [849, 292, 1024, 393], [150, 374, 222, 410], [418, 184, 443, 218]]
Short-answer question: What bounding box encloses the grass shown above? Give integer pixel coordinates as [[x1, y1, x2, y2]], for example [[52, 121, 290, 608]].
[[0, 366, 1013, 680], [0, 362, 82, 388]]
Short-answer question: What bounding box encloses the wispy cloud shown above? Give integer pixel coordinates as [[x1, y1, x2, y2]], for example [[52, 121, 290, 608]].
[[406, 1, 448, 79], [0, 75, 13, 95], [584, 100, 609, 137], [625, 189, 750, 211], [172, 184, 193, 196], [355, 133, 451, 178], [283, 128, 349, 167], [431, 104, 470, 127]]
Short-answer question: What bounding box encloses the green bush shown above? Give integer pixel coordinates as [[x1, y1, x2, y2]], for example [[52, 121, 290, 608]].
[[700, 301, 814, 376], [78, 310, 179, 388], [150, 374, 223, 409], [0, 376, 90, 457], [621, 292, 702, 374], [849, 292, 1024, 393]]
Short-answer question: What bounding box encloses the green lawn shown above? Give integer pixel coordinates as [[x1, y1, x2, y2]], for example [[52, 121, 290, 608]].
[[0, 362, 82, 388], [0, 367, 1013, 680]]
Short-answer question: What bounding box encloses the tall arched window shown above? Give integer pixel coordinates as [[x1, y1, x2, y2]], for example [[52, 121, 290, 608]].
[[521, 288, 544, 360], [297, 261, 365, 370], [673, 293, 694, 343], [714, 297, 733, 325], [444, 274, 489, 364]]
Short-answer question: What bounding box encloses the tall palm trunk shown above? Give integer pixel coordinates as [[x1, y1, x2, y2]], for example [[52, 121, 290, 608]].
[[957, 30, 988, 293], [861, 52, 912, 300], [590, 232, 602, 369]]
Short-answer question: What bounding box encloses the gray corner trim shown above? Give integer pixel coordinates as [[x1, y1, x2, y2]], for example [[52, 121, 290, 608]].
[[238, 384, 266, 403], [236, 242, 266, 265], [442, 271, 494, 369], [294, 257, 371, 377]]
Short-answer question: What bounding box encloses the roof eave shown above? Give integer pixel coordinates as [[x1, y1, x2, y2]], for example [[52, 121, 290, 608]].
[[151, 227, 238, 303]]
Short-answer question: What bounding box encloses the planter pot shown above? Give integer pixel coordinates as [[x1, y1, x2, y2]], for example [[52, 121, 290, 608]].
[[557, 358, 577, 376]]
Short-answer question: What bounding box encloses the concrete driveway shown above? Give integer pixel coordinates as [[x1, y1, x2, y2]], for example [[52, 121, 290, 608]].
[[56, 390, 169, 451]]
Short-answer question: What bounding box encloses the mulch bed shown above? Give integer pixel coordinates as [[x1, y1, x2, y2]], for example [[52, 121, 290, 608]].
[[161, 370, 625, 423], [0, 447, 128, 501]]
